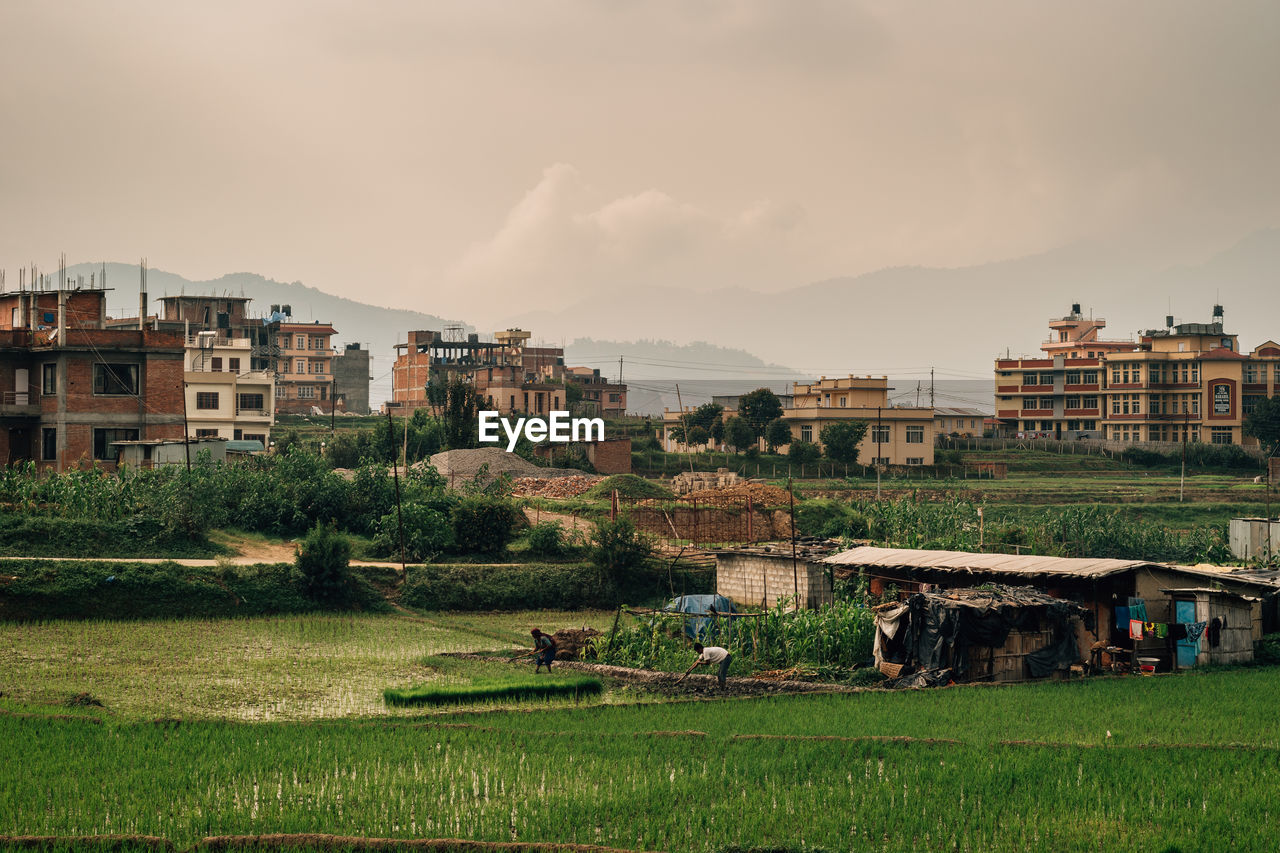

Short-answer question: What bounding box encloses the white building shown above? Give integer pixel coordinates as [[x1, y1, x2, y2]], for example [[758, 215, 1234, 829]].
[[184, 331, 275, 445]]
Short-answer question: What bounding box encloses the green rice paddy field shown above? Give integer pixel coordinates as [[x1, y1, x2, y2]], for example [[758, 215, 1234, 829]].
[[3, 612, 1279, 851]]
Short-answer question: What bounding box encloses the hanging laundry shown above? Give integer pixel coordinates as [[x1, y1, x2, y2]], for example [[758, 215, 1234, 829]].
[[1170, 623, 1188, 641], [1208, 617, 1222, 648], [1129, 619, 1144, 641], [1128, 598, 1148, 622], [1155, 623, 1168, 639], [1185, 621, 1207, 643], [1144, 621, 1157, 634], [1115, 605, 1131, 631]]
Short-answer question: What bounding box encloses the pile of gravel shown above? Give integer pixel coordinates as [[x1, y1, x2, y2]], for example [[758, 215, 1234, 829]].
[[429, 447, 587, 488]]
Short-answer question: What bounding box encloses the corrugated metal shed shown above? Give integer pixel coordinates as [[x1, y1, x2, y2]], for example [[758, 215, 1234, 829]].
[[822, 546, 1161, 579]]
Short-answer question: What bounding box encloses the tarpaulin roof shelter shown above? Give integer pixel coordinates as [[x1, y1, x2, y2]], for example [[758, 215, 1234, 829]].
[[873, 585, 1090, 684], [825, 546, 1162, 580]]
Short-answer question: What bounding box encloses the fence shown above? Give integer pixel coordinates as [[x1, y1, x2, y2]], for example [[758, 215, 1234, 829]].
[[939, 435, 1267, 460]]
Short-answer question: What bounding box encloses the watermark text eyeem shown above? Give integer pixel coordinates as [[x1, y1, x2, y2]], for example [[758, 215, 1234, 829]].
[[478, 410, 604, 452]]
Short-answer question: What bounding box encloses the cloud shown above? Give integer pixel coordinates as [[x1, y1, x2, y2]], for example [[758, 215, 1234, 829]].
[[445, 165, 815, 319]]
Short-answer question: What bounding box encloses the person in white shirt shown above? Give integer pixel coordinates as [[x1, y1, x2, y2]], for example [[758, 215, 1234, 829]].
[[689, 642, 732, 688]]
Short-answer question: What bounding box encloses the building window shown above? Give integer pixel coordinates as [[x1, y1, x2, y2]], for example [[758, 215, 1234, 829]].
[[275, 385, 287, 398], [873, 456, 890, 466], [1065, 396, 1081, 409], [229, 358, 240, 372], [195, 429, 219, 439], [1040, 397, 1055, 409], [1082, 420, 1096, 430], [906, 457, 924, 465], [297, 386, 315, 399], [1082, 395, 1098, 409], [211, 357, 222, 371], [608, 393, 620, 403], [196, 392, 219, 410], [93, 363, 139, 396], [1082, 370, 1097, 384], [41, 363, 56, 395], [1065, 371, 1081, 385], [1243, 395, 1262, 415], [871, 425, 890, 443], [296, 336, 305, 348], [798, 425, 813, 443], [237, 393, 265, 411], [296, 360, 306, 373], [92, 428, 139, 461], [41, 427, 57, 461], [906, 426, 924, 444], [1211, 427, 1233, 445]]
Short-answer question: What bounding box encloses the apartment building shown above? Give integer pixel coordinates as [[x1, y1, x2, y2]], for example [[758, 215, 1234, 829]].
[[0, 285, 185, 471], [994, 305, 1280, 446], [185, 331, 274, 445], [565, 367, 627, 415], [275, 322, 336, 414]]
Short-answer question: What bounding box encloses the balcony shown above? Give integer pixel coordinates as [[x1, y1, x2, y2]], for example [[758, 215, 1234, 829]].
[[235, 407, 272, 420], [0, 391, 39, 418]]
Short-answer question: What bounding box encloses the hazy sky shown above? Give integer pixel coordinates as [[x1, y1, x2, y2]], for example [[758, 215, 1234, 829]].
[[2, 1, 1277, 335]]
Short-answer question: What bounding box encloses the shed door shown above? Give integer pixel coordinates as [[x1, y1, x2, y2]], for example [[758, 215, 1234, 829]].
[[1175, 600, 1199, 668]]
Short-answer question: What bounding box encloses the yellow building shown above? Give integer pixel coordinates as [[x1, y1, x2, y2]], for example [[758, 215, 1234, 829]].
[[995, 305, 1280, 446], [662, 376, 935, 466]]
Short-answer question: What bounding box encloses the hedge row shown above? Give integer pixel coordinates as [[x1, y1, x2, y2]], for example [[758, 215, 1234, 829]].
[[0, 515, 221, 559], [0, 560, 388, 622], [399, 562, 617, 611]]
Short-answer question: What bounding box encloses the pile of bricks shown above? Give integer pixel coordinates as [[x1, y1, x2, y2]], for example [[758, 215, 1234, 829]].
[[681, 483, 794, 507], [671, 469, 742, 495]]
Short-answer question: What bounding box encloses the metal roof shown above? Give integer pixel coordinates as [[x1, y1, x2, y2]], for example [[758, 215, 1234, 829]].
[[822, 546, 1160, 579]]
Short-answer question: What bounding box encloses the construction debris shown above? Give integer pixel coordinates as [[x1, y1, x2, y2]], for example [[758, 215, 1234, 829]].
[[680, 483, 795, 507], [511, 475, 600, 498], [671, 469, 742, 495], [429, 448, 587, 488]]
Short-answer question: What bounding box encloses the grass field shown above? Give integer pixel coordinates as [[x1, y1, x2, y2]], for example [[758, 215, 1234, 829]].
[[3, 613, 1279, 851]]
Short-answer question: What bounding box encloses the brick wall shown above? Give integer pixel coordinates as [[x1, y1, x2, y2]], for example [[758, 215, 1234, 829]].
[[628, 505, 793, 544], [586, 437, 631, 474], [715, 552, 833, 609]]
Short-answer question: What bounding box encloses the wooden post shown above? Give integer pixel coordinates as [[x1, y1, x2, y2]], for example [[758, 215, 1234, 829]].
[[746, 495, 754, 542]]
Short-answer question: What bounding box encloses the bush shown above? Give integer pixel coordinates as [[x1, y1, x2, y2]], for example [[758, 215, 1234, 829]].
[[296, 522, 354, 605], [590, 517, 654, 582], [585, 474, 674, 501], [788, 440, 822, 466], [373, 503, 454, 563], [451, 496, 520, 556], [794, 499, 868, 539], [527, 521, 568, 558]]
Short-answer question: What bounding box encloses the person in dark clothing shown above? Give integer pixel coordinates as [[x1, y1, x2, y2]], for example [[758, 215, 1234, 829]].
[[530, 628, 557, 673]]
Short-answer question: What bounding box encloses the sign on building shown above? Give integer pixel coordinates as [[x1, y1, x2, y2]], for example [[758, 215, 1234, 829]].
[[1212, 383, 1231, 415]]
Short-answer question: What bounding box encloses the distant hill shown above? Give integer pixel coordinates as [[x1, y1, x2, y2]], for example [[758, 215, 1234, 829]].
[[57, 263, 798, 406]]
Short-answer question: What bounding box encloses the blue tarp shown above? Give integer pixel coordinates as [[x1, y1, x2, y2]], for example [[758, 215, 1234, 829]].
[[663, 594, 738, 641]]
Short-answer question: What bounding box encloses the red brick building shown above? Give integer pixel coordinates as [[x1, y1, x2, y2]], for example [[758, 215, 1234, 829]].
[[0, 287, 184, 471]]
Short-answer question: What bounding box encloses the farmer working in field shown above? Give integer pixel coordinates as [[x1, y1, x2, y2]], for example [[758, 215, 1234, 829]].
[[684, 642, 732, 689], [530, 628, 557, 673]]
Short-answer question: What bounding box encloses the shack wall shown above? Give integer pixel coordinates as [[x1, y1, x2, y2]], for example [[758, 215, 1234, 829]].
[[716, 553, 832, 609]]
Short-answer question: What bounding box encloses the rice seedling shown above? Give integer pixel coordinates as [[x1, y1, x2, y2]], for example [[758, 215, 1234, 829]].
[[384, 674, 604, 706]]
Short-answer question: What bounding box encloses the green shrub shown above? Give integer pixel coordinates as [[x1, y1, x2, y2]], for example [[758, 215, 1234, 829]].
[[590, 517, 654, 582], [372, 503, 453, 563], [794, 499, 868, 539], [296, 522, 354, 605], [527, 521, 568, 558], [451, 496, 520, 556], [1255, 633, 1280, 666], [787, 440, 821, 466]]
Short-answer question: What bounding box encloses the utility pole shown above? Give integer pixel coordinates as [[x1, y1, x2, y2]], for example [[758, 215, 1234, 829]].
[[930, 367, 935, 408], [618, 356, 624, 385], [1180, 406, 1188, 503], [876, 406, 882, 500]]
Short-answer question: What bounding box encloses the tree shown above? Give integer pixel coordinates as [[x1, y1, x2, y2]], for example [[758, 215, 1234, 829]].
[[765, 418, 792, 453], [819, 420, 869, 466], [689, 402, 723, 432], [442, 377, 481, 450], [1244, 394, 1280, 458], [724, 416, 756, 453], [710, 418, 725, 446], [687, 425, 710, 446], [737, 389, 784, 439]]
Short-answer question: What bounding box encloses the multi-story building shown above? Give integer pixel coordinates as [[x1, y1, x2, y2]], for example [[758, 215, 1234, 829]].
[[0, 284, 185, 471], [184, 331, 274, 445], [934, 407, 988, 438], [662, 376, 935, 466], [565, 367, 628, 416], [331, 343, 372, 414], [275, 322, 336, 414], [389, 327, 580, 416], [995, 304, 1280, 446]]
